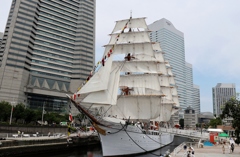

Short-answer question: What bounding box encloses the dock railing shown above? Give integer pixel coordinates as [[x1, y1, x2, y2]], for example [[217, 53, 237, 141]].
[[159, 127, 209, 139]]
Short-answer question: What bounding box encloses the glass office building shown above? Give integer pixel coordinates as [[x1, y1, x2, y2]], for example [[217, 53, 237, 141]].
[[148, 18, 200, 118], [0, 0, 95, 113], [212, 83, 236, 116]]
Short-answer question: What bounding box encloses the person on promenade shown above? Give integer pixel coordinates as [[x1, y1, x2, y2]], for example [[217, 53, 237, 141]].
[[183, 144, 187, 151], [48, 132, 51, 137], [228, 143, 231, 154], [231, 143, 234, 153], [222, 144, 225, 154], [18, 130, 20, 137]]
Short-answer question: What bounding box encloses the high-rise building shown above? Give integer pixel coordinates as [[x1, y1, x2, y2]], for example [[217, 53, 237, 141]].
[[193, 84, 200, 114], [0, 32, 3, 43], [212, 83, 236, 116], [185, 62, 193, 108], [148, 18, 201, 121], [0, 0, 95, 113]]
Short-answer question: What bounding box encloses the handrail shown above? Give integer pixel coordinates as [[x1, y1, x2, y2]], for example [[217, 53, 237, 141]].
[[172, 142, 185, 156]]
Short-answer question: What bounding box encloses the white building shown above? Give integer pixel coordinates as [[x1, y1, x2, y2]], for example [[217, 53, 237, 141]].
[[148, 19, 200, 117], [193, 84, 200, 114], [212, 83, 236, 116]]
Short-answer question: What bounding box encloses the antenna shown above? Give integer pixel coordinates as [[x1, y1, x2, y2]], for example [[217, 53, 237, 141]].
[[130, 10, 132, 18]]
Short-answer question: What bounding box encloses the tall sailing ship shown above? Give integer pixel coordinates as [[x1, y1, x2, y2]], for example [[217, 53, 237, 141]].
[[67, 16, 179, 156]]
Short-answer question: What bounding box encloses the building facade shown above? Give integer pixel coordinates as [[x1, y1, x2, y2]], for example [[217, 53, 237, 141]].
[[184, 106, 196, 129], [0, 0, 95, 113], [0, 32, 3, 43], [185, 62, 193, 109], [148, 19, 186, 114], [212, 83, 236, 116], [148, 19, 201, 116], [193, 84, 200, 114]]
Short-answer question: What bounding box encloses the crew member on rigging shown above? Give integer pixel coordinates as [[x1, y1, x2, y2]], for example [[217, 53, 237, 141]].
[[124, 53, 135, 61]]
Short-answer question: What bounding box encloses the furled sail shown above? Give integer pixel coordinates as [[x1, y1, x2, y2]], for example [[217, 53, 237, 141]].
[[82, 68, 120, 105], [77, 56, 113, 94], [112, 17, 148, 33]]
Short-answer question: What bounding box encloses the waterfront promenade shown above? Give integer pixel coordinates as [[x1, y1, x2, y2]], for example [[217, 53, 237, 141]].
[[172, 144, 240, 157]]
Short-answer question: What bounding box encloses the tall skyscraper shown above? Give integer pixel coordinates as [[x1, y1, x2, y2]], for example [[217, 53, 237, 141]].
[[212, 83, 236, 116], [148, 19, 186, 111], [0, 32, 3, 43], [0, 0, 95, 113], [185, 62, 193, 108], [148, 18, 201, 117], [193, 84, 200, 114]]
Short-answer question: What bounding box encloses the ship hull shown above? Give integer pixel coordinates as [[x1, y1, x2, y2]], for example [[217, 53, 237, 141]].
[[98, 125, 174, 156]]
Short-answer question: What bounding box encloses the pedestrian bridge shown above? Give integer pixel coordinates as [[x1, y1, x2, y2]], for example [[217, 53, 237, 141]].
[[159, 127, 209, 140]]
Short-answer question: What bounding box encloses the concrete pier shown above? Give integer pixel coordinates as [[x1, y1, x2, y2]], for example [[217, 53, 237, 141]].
[[171, 143, 240, 157], [0, 133, 99, 157]]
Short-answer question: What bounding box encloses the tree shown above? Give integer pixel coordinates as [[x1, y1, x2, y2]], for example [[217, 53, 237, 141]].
[[13, 103, 25, 123], [179, 118, 184, 129], [0, 101, 11, 122], [209, 117, 222, 128], [220, 97, 240, 144]]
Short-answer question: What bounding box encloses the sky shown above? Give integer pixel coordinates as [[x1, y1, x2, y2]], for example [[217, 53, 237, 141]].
[[1, 0, 240, 113]]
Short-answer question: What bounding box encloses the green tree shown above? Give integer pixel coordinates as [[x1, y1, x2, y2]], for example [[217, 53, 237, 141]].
[[220, 97, 240, 144], [209, 117, 222, 128], [0, 101, 11, 122], [12, 103, 25, 123], [179, 118, 184, 128]]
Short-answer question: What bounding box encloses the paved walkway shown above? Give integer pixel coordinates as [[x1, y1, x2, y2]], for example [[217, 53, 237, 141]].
[[172, 144, 240, 157]]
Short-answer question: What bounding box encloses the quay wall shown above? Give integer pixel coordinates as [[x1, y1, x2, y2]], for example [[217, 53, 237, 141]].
[[0, 125, 67, 135]]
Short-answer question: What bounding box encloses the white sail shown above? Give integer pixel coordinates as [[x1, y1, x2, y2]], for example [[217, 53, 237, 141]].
[[108, 96, 174, 120], [168, 76, 176, 86], [159, 76, 170, 87], [155, 52, 165, 62], [77, 56, 113, 94], [113, 61, 167, 74], [119, 74, 161, 91], [152, 42, 162, 52], [161, 87, 172, 100], [173, 96, 180, 107], [171, 87, 178, 96], [109, 31, 151, 45], [82, 68, 120, 105], [112, 17, 148, 33], [167, 68, 173, 76], [103, 42, 155, 57]]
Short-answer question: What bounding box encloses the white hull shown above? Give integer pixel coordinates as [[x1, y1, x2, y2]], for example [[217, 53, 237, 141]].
[[98, 124, 174, 156]]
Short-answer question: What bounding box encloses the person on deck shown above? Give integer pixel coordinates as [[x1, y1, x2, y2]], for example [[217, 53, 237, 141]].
[[124, 53, 135, 61]]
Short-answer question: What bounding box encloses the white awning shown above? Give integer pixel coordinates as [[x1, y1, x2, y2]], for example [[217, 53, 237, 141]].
[[207, 128, 223, 132]]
